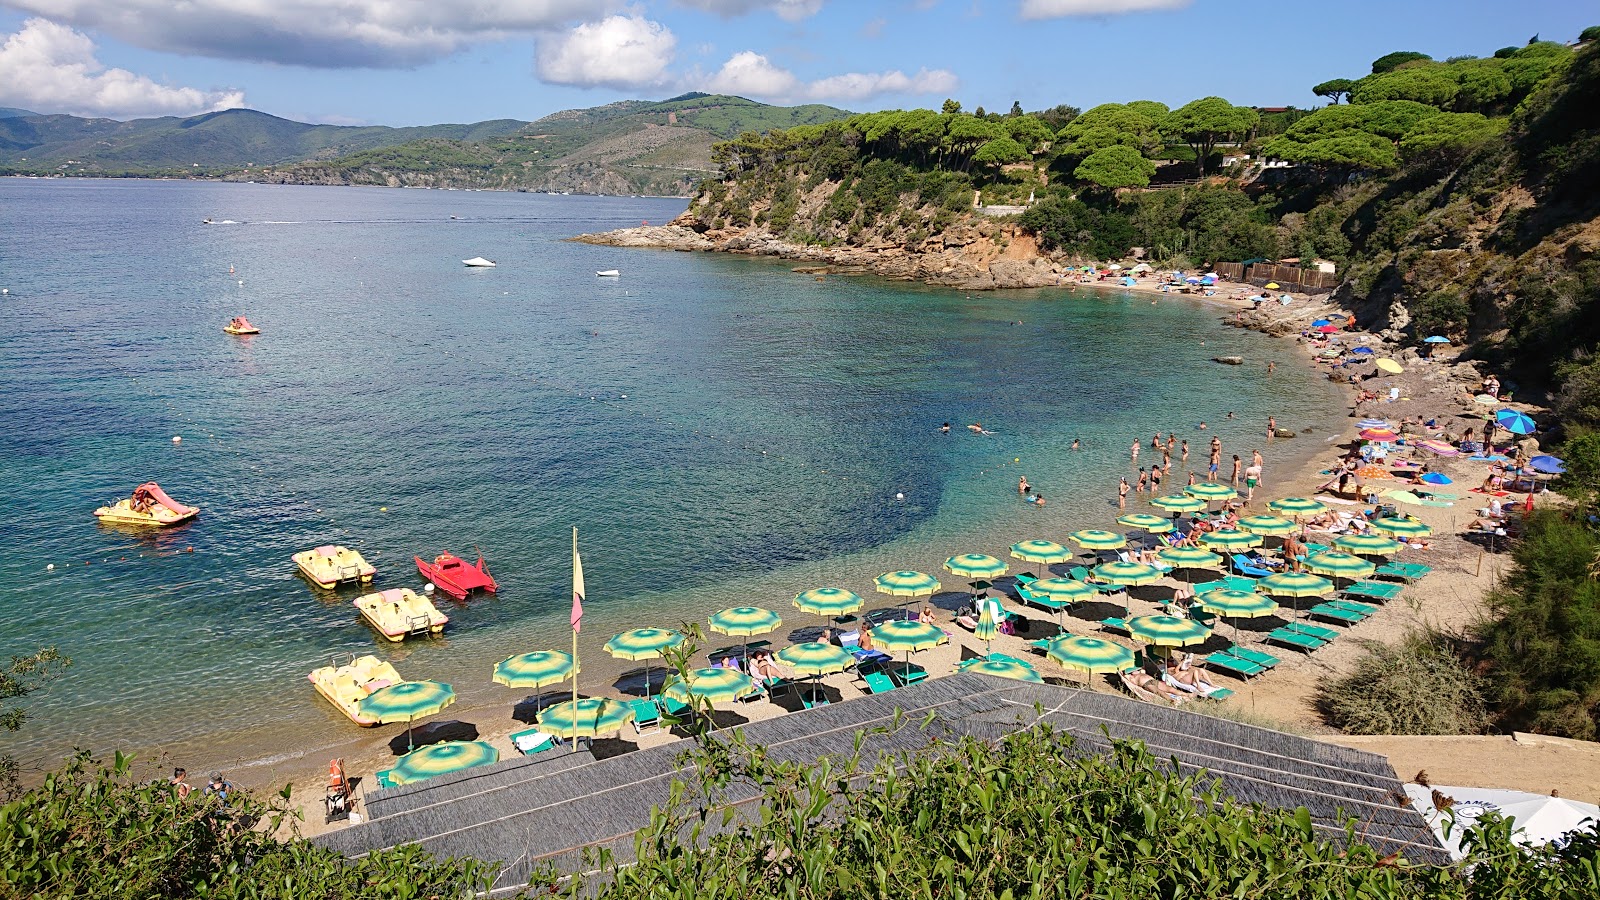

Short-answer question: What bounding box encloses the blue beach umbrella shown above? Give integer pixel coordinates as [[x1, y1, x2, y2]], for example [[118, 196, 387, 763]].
[[1495, 409, 1536, 435], [1419, 472, 1452, 485], [1356, 418, 1391, 429], [1424, 336, 1451, 343], [1312, 318, 1333, 327], [1350, 347, 1374, 355], [1529, 455, 1565, 474]]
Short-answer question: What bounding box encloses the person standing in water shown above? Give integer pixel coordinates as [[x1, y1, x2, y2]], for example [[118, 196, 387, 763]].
[[1071, 438, 1081, 450], [1131, 440, 1140, 462], [1267, 416, 1277, 440], [1018, 476, 1030, 495], [1118, 476, 1129, 509]]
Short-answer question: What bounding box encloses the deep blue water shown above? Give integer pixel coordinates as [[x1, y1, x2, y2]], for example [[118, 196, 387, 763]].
[[0, 179, 1343, 765]]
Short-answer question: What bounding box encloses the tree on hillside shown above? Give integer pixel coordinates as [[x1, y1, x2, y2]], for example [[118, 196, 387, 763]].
[[1399, 112, 1506, 164], [1055, 103, 1163, 158], [1313, 78, 1357, 104], [1008, 100, 1024, 118], [1032, 104, 1081, 129], [1582, 25, 1600, 43], [1501, 41, 1576, 96], [1372, 50, 1432, 73], [1449, 59, 1513, 111], [1350, 66, 1459, 108], [973, 136, 1029, 174], [941, 98, 962, 115], [1162, 97, 1259, 175], [944, 115, 1007, 171], [1005, 115, 1055, 153], [1124, 100, 1171, 120], [1074, 145, 1156, 189]]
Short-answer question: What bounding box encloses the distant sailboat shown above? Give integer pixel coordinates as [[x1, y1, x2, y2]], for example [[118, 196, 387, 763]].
[[462, 257, 496, 268], [596, 270, 620, 277]]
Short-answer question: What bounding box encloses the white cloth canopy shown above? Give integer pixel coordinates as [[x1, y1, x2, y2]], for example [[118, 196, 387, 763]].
[[1404, 783, 1600, 859]]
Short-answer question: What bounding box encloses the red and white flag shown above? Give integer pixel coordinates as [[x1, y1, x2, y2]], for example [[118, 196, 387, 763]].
[[571, 531, 585, 634]]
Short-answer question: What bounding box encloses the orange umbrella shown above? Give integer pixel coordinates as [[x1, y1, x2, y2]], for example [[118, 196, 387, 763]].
[[1358, 428, 1399, 442], [1355, 465, 1391, 480]]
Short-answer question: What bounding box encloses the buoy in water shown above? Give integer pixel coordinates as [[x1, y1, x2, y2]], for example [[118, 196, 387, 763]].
[[895, 492, 905, 502], [46, 563, 54, 570], [423, 583, 435, 593], [172, 435, 182, 443], [379, 506, 388, 512]]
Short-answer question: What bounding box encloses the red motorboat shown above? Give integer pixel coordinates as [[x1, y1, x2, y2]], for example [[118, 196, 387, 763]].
[[415, 552, 497, 599]]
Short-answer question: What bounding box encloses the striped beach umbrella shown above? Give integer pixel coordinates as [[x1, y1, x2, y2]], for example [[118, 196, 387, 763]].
[[1157, 547, 1223, 570], [492, 651, 576, 689], [707, 606, 782, 637], [1257, 572, 1334, 598], [537, 697, 635, 738], [1011, 539, 1074, 563], [1495, 409, 1536, 435], [1126, 615, 1212, 647], [1237, 514, 1295, 536], [1269, 497, 1328, 517], [1091, 561, 1161, 586], [1334, 534, 1403, 555], [1416, 440, 1459, 457], [390, 741, 499, 786], [1197, 589, 1278, 619], [1369, 516, 1432, 538], [662, 667, 757, 707], [973, 603, 998, 649], [870, 620, 947, 652], [358, 680, 458, 750], [1197, 529, 1263, 550], [1029, 577, 1097, 602], [1151, 494, 1206, 513], [1356, 418, 1391, 429], [792, 587, 865, 616], [605, 628, 686, 701], [1304, 552, 1376, 579], [775, 642, 853, 675], [956, 659, 1042, 683], [943, 554, 1008, 578], [1184, 482, 1239, 501], [873, 570, 941, 597], [1047, 635, 1135, 684], [1359, 428, 1400, 442], [1068, 530, 1126, 551], [1116, 513, 1173, 533]]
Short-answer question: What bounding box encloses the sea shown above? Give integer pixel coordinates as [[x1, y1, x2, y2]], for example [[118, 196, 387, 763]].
[[0, 179, 1346, 772]]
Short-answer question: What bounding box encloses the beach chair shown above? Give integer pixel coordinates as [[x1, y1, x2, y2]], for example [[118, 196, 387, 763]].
[[858, 663, 897, 695], [1219, 575, 1259, 593], [1264, 627, 1326, 653], [658, 694, 695, 726], [1013, 572, 1038, 585], [890, 666, 929, 687], [1222, 646, 1281, 670], [1099, 617, 1131, 636], [1329, 598, 1378, 615], [628, 698, 663, 735], [1230, 554, 1274, 578], [988, 652, 1033, 667], [1070, 566, 1124, 595], [1027, 638, 1054, 654], [374, 769, 397, 790], [1374, 562, 1432, 583], [1016, 583, 1069, 613], [1308, 603, 1367, 626], [1342, 581, 1404, 602], [800, 686, 830, 709], [1202, 652, 1264, 680], [1301, 542, 1330, 556], [508, 727, 561, 757], [1285, 621, 1340, 643], [1118, 671, 1182, 706]]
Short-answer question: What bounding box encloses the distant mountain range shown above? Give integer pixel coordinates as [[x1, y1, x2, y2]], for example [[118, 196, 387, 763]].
[[0, 94, 851, 196]]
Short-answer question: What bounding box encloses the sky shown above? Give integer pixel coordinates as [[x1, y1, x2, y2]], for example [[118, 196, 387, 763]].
[[0, 1, 1591, 126]]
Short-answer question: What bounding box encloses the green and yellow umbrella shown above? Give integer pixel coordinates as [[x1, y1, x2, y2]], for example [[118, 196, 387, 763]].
[[1185, 482, 1239, 501], [1092, 561, 1161, 586], [873, 570, 941, 597], [1369, 516, 1432, 538], [1237, 514, 1295, 536], [605, 628, 686, 701], [1116, 513, 1173, 533], [1256, 571, 1334, 598], [1303, 552, 1376, 579], [1068, 530, 1126, 551], [390, 741, 499, 786], [1029, 577, 1097, 602], [1047, 635, 1135, 674], [662, 667, 757, 707], [1126, 615, 1212, 647], [537, 697, 635, 739], [1197, 529, 1263, 550], [1197, 589, 1278, 619], [973, 603, 998, 649], [707, 606, 782, 637], [1151, 494, 1206, 513], [492, 651, 576, 689], [943, 554, 1009, 578], [775, 642, 853, 675], [871, 619, 948, 682], [1268, 497, 1328, 517], [1333, 534, 1403, 556], [1156, 547, 1222, 570], [792, 587, 865, 616], [358, 680, 457, 750], [956, 659, 1043, 682], [1011, 539, 1074, 563]]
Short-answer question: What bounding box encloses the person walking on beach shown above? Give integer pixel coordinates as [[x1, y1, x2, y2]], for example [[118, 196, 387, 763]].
[[1231, 454, 1242, 486], [1252, 448, 1264, 471], [1209, 448, 1221, 480], [1244, 463, 1262, 500], [1118, 476, 1129, 509]]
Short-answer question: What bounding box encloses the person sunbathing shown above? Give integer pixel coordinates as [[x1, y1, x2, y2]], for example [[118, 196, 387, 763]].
[[917, 605, 937, 625], [1164, 655, 1220, 696], [749, 653, 784, 682], [1125, 670, 1187, 703]]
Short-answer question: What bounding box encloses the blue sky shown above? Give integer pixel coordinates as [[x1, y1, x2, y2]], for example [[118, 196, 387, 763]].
[[0, 1, 1591, 125]]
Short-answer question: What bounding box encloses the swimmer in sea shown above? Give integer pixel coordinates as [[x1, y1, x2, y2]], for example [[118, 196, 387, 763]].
[[941, 422, 950, 434], [1071, 438, 1080, 451], [968, 423, 983, 433]]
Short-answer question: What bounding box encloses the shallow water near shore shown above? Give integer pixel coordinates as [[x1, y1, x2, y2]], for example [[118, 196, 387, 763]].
[[0, 179, 1344, 771]]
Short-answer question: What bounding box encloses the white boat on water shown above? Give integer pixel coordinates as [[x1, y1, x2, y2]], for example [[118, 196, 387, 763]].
[[462, 257, 496, 268], [596, 269, 620, 277]]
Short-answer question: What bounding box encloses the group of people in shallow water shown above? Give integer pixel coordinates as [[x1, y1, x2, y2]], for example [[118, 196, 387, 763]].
[[1116, 429, 1266, 508]]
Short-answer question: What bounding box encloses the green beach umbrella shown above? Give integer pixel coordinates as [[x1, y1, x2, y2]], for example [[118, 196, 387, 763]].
[[775, 641, 853, 675], [792, 587, 865, 616], [943, 554, 1009, 578], [1047, 635, 1136, 687], [662, 667, 757, 707], [1257, 572, 1334, 598], [1011, 539, 1074, 563], [956, 659, 1042, 683], [1369, 516, 1433, 538], [1126, 615, 1212, 648], [1156, 547, 1222, 570], [1151, 494, 1206, 513], [1269, 497, 1328, 517], [1068, 530, 1126, 551], [492, 651, 576, 689], [707, 606, 782, 637], [605, 628, 686, 701], [537, 697, 635, 739], [390, 740, 499, 786], [1197, 529, 1263, 550], [1237, 514, 1295, 536], [871, 619, 948, 683], [1185, 482, 1239, 501], [973, 602, 998, 650], [1333, 534, 1403, 555], [1304, 552, 1376, 579], [873, 570, 942, 597], [1092, 561, 1161, 586], [1029, 577, 1097, 602], [358, 680, 457, 751], [1116, 513, 1174, 533], [1197, 589, 1279, 619]]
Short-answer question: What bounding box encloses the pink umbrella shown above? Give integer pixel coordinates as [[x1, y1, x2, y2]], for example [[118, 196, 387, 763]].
[[1316, 324, 1339, 333], [1359, 428, 1399, 442], [1416, 440, 1459, 457]]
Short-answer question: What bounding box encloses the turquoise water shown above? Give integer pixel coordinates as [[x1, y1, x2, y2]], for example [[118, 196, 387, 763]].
[[0, 180, 1343, 767]]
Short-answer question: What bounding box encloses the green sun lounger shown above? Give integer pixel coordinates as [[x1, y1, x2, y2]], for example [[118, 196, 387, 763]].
[[1014, 572, 1038, 585], [1265, 627, 1326, 653], [1329, 598, 1378, 615], [1027, 638, 1054, 653], [1203, 652, 1264, 679], [1301, 543, 1330, 556], [1308, 603, 1368, 625], [627, 698, 663, 734], [374, 769, 397, 790], [508, 727, 562, 757], [1223, 646, 1280, 669], [1374, 562, 1432, 583], [1285, 621, 1340, 643], [800, 687, 830, 709], [1016, 584, 1069, 612], [1100, 617, 1131, 635], [859, 664, 897, 695], [1342, 581, 1404, 602]]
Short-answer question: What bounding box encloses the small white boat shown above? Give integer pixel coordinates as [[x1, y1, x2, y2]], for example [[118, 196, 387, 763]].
[[596, 269, 620, 277], [462, 257, 496, 268]]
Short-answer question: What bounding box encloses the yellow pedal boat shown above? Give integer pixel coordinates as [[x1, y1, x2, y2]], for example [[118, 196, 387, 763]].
[[93, 482, 199, 527], [307, 655, 402, 726], [293, 545, 376, 589], [354, 588, 448, 642]]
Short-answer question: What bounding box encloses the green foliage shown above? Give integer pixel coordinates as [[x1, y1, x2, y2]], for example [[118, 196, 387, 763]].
[[1558, 428, 1600, 506], [1018, 197, 1134, 259], [1161, 97, 1259, 175], [1031, 103, 1081, 130], [1351, 65, 1460, 107], [1556, 361, 1600, 434], [1372, 50, 1433, 73], [1502, 42, 1576, 95], [0, 647, 69, 800], [971, 135, 1029, 169], [1476, 509, 1600, 740], [1583, 26, 1600, 43], [1410, 288, 1473, 335], [1055, 103, 1163, 158], [1313, 77, 1357, 103], [1073, 145, 1154, 189], [1317, 632, 1489, 734], [941, 98, 962, 115], [1003, 115, 1055, 152], [1264, 101, 1440, 170], [1399, 112, 1507, 163]]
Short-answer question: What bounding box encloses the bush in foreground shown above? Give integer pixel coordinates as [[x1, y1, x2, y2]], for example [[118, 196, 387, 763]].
[[1317, 631, 1490, 735]]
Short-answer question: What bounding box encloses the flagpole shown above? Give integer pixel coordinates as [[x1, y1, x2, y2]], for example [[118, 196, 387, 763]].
[[571, 526, 580, 752]]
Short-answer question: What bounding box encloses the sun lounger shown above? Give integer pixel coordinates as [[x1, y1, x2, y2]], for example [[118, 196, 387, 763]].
[[1308, 603, 1368, 626], [1329, 598, 1378, 615], [509, 727, 561, 757], [1301, 543, 1330, 555], [1100, 617, 1130, 635], [1230, 554, 1274, 578], [658, 694, 695, 725], [373, 769, 398, 790], [628, 698, 663, 735], [1119, 671, 1182, 706], [1264, 627, 1327, 653], [1219, 575, 1259, 592], [988, 652, 1033, 667], [1016, 584, 1069, 612], [1341, 581, 1404, 602], [1222, 646, 1280, 669], [1285, 621, 1340, 643], [1164, 671, 1234, 701], [1014, 572, 1038, 585], [858, 664, 897, 695], [1202, 652, 1265, 680], [890, 666, 929, 687], [801, 687, 830, 709], [1374, 562, 1432, 582]]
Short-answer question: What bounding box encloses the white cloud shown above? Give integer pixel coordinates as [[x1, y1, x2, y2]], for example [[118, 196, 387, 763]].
[[0, 18, 244, 119], [537, 15, 676, 89], [4, 0, 615, 67], [675, 1, 824, 22], [1019, 0, 1190, 18], [861, 16, 888, 39], [697, 51, 958, 104]]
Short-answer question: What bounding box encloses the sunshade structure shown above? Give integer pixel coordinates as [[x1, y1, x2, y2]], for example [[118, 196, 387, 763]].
[[1269, 497, 1329, 517], [1197, 589, 1278, 619], [1184, 482, 1239, 501], [1334, 534, 1403, 555], [1067, 530, 1126, 551], [1369, 516, 1433, 538], [792, 587, 864, 616], [1419, 472, 1452, 485], [1157, 547, 1223, 570], [1416, 440, 1459, 457], [1356, 418, 1392, 429], [359, 681, 458, 751], [1091, 561, 1162, 586], [871, 619, 948, 683], [1151, 494, 1206, 513], [955, 659, 1042, 683], [604, 628, 686, 701], [390, 741, 499, 786], [1424, 335, 1451, 343], [708, 606, 781, 637], [1010, 540, 1074, 563], [493, 651, 576, 689], [1495, 409, 1537, 435], [1046, 635, 1136, 687], [537, 697, 635, 739], [776, 641, 854, 706], [873, 570, 941, 597], [1474, 394, 1500, 406], [944, 554, 1008, 579], [1359, 428, 1400, 442], [1304, 552, 1376, 580], [662, 667, 757, 707], [1237, 515, 1295, 536], [1028, 577, 1098, 603], [1126, 615, 1212, 649], [973, 603, 998, 649], [1256, 572, 1334, 617], [1529, 455, 1566, 475], [1116, 513, 1173, 533], [1197, 529, 1263, 550], [1375, 359, 1403, 374]]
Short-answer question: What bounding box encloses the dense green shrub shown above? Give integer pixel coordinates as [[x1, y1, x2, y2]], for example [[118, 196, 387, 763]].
[[1317, 632, 1490, 734]]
